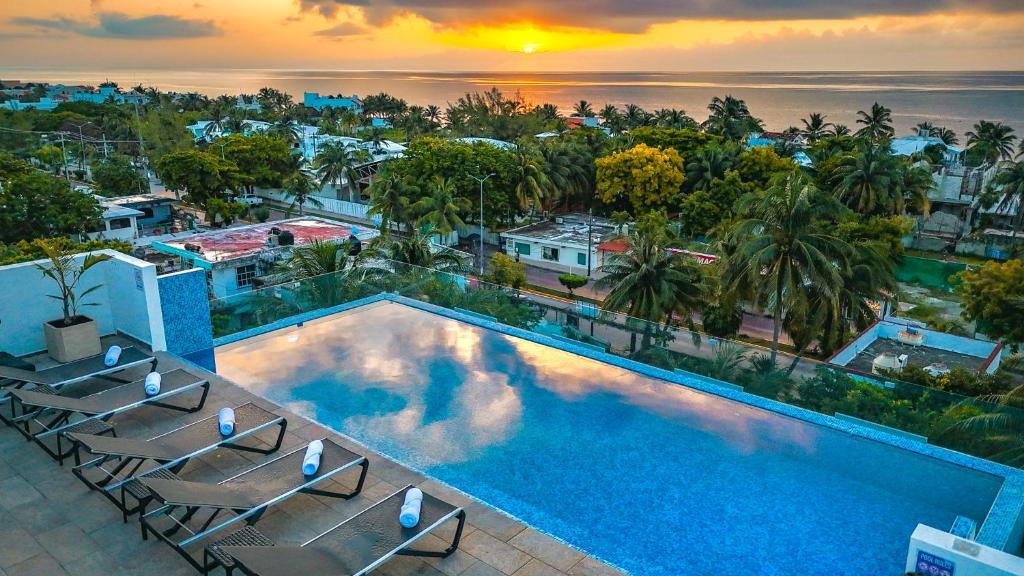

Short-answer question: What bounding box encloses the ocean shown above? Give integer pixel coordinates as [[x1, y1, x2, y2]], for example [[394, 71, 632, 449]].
[[2, 69, 1023, 136]]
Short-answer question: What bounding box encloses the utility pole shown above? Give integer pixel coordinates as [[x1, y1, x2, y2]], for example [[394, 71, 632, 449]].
[[587, 208, 594, 276], [58, 132, 70, 183], [468, 171, 496, 275]]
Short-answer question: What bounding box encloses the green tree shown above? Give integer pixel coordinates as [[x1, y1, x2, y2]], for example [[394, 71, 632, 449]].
[[511, 147, 550, 213], [32, 145, 63, 174], [218, 133, 295, 196], [966, 120, 1017, 164], [678, 171, 751, 236], [204, 198, 248, 227], [155, 149, 237, 204], [360, 226, 467, 274], [686, 145, 737, 192], [410, 176, 470, 235], [722, 173, 850, 363], [367, 174, 417, 234], [800, 113, 833, 143], [735, 147, 797, 189], [558, 273, 588, 296], [284, 239, 348, 279], [315, 141, 365, 203], [596, 143, 685, 213], [854, 102, 895, 141], [0, 172, 103, 242], [572, 100, 594, 117], [628, 127, 722, 159], [487, 252, 527, 289], [282, 172, 323, 216], [597, 214, 704, 345], [702, 96, 763, 141], [957, 260, 1024, 347], [91, 155, 147, 197], [831, 141, 903, 215], [981, 161, 1024, 239]]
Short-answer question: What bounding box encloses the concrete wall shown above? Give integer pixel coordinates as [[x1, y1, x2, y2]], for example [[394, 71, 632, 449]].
[[505, 236, 594, 274], [830, 320, 1002, 374], [907, 525, 1024, 576], [0, 250, 165, 356]]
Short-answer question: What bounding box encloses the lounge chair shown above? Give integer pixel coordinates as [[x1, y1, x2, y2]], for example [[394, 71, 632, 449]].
[[7, 368, 211, 464], [67, 402, 287, 520], [0, 346, 156, 402], [209, 485, 466, 576], [138, 438, 368, 574]]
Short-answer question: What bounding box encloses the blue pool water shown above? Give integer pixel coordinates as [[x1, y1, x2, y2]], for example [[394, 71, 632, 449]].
[[214, 301, 1003, 575]]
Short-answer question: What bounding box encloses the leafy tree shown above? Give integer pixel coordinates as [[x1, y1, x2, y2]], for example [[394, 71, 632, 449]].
[[653, 108, 696, 129], [596, 143, 685, 213], [572, 100, 594, 117], [410, 176, 470, 235], [92, 155, 147, 197], [957, 260, 1024, 347], [540, 140, 593, 210], [678, 171, 751, 236], [314, 141, 366, 203], [966, 120, 1017, 164], [511, 147, 550, 212], [284, 239, 348, 279], [831, 140, 903, 215], [252, 205, 271, 223], [32, 145, 63, 174], [0, 172, 103, 242], [628, 127, 722, 159], [155, 149, 237, 204], [367, 174, 417, 233], [204, 198, 248, 227], [487, 253, 527, 289], [282, 172, 323, 216], [686, 145, 736, 192], [138, 107, 193, 162], [0, 152, 32, 180], [722, 172, 850, 362], [980, 161, 1024, 238], [735, 147, 797, 189], [218, 133, 296, 196], [854, 102, 895, 140], [558, 273, 589, 296], [360, 226, 467, 274]]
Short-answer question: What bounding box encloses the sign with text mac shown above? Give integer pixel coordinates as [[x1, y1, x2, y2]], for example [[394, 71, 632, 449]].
[[916, 550, 955, 576]]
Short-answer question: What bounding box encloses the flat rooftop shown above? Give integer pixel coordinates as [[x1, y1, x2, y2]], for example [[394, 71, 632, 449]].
[[845, 337, 988, 375], [505, 214, 618, 247], [106, 194, 176, 206], [155, 217, 378, 263]]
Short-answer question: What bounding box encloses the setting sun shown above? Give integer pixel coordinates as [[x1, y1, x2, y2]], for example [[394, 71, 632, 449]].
[[437, 22, 629, 54], [522, 43, 541, 54]]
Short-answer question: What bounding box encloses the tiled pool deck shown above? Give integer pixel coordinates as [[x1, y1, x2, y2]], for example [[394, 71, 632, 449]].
[[0, 341, 625, 576]]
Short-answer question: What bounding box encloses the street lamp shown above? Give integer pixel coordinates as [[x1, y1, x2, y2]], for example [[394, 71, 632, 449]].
[[467, 171, 496, 275]]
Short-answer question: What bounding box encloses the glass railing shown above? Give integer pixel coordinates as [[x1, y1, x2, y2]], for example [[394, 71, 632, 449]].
[[209, 260, 1024, 468]]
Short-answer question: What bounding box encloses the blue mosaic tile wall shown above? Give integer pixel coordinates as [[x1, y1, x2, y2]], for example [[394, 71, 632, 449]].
[[158, 269, 213, 358]]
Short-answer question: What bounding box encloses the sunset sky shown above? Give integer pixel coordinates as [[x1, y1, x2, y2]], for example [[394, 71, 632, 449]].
[[1, 0, 1023, 71]]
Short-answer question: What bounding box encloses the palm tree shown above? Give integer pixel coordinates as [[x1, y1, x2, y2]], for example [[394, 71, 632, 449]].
[[511, 148, 550, 213], [360, 226, 468, 274], [599, 104, 622, 133], [935, 127, 959, 146], [541, 142, 589, 210], [953, 384, 1024, 465], [282, 172, 323, 216], [686, 146, 735, 192], [854, 102, 895, 141], [424, 105, 442, 129], [898, 163, 934, 216], [596, 220, 703, 346], [314, 142, 363, 203], [800, 113, 833, 143], [966, 120, 1018, 164], [831, 124, 851, 137], [367, 174, 417, 234], [268, 119, 301, 147], [655, 108, 693, 129], [284, 239, 348, 279], [831, 141, 902, 215], [623, 103, 648, 129], [410, 176, 470, 236], [722, 172, 850, 363], [915, 121, 935, 137], [573, 100, 594, 117], [702, 95, 763, 141], [982, 161, 1024, 238]]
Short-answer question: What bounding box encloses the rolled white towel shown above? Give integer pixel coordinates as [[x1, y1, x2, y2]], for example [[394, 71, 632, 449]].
[[104, 346, 123, 367], [144, 372, 162, 397], [218, 407, 235, 436], [302, 440, 324, 476], [400, 487, 424, 528]]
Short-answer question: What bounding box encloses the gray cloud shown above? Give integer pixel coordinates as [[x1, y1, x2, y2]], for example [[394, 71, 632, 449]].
[[297, 0, 1024, 31], [11, 12, 221, 39]]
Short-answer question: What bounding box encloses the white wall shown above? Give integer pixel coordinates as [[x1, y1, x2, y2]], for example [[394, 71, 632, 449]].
[[0, 250, 166, 356], [505, 236, 594, 274], [907, 525, 1024, 576]]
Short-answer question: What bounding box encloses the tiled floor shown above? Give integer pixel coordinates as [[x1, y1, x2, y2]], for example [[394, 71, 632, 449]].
[[0, 341, 626, 576]]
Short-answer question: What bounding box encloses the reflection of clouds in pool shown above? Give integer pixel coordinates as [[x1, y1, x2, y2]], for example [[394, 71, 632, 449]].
[[505, 335, 817, 456]]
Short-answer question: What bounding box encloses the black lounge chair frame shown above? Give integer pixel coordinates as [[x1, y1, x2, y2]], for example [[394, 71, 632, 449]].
[[140, 439, 368, 573], [67, 402, 287, 519], [7, 368, 210, 464]]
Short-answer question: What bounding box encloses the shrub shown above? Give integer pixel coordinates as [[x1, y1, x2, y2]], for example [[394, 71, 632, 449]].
[[557, 273, 588, 295]]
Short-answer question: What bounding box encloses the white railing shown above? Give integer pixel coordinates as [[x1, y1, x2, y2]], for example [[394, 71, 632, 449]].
[[255, 188, 369, 220]]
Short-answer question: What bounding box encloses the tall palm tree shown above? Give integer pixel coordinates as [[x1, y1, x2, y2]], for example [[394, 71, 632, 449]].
[[831, 124, 852, 137], [599, 104, 623, 133], [410, 176, 470, 236], [686, 146, 735, 192], [966, 120, 1018, 164], [722, 173, 850, 363], [655, 108, 693, 129], [282, 171, 323, 216], [898, 163, 934, 216], [314, 142, 363, 202], [623, 104, 648, 130], [596, 220, 703, 345], [511, 148, 550, 213], [367, 174, 417, 234], [268, 119, 301, 147], [831, 141, 902, 215], [424, 105, 442, 129], [982, 161, 1024, 237], [800, 113, 833, 143], [573, 100, 594, 117], [702, 95, 763, 141], [540, 142, 588, 210], [935, 127, 959, 146], [854, 102, 895, 141]]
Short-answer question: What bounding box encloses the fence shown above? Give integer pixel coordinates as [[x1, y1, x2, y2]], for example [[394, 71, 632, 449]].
[[255, 188, 370, 221]]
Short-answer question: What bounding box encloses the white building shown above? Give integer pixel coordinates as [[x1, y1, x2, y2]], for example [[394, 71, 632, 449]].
[[503, 213, 619, 274], [85, 199, 144, 242]]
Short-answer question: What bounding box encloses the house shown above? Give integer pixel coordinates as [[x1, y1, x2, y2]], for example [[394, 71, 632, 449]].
[[86, 199, 144, 242], [71, 84, 148, 106], [891, 133, 964, 166], [1, 96, 67, 111], [150, 217, 379, 298], [303, 92, 363, 113], [504, 213, 618, 274], [455, 137, 516, 150], [235, 94, 261, 111], [103, 194, 176, 233]]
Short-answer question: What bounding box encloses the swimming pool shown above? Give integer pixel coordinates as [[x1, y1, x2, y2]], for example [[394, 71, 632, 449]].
[[214, 299, 1007, 575]]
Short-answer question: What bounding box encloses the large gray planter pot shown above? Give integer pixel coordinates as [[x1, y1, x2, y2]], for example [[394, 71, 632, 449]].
[[43, 316, 101, 363]]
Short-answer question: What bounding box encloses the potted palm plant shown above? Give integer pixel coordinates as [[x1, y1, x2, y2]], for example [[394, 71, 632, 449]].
[[36, 241, 112, 362]]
